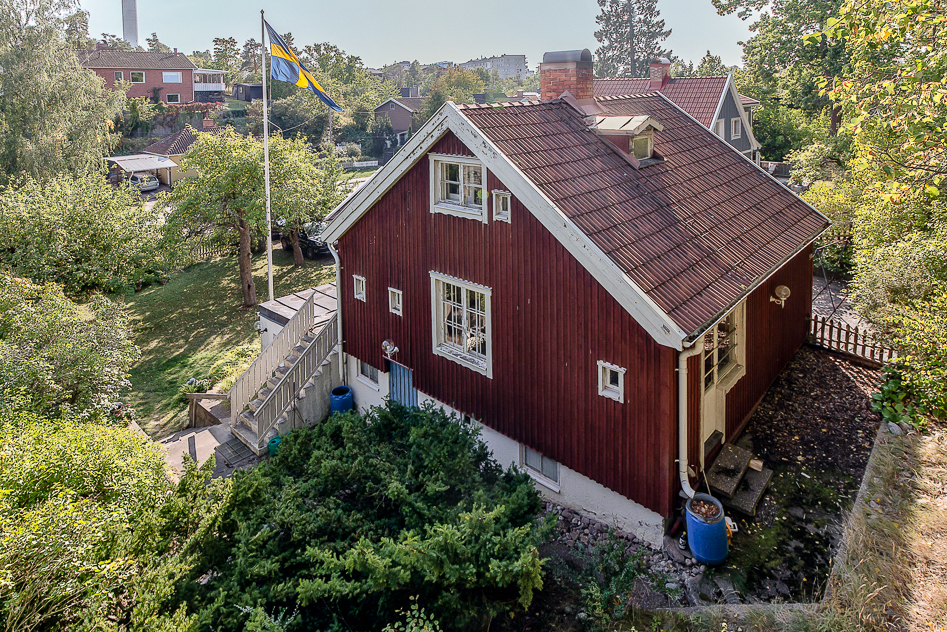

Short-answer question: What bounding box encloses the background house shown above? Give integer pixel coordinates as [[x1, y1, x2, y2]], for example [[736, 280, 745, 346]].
[[373, 95, 426, 159], [193, 68, 226, 103], [459, 54, 532, 79], [78, 42, 196, 104], [142, 119, 222, 185]]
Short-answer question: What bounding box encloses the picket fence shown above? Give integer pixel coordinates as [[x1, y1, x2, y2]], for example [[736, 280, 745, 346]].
[[809, 314, 897, 365]]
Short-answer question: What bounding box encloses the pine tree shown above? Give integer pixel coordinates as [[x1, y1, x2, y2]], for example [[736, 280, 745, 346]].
[[594, 0, 671, 78]]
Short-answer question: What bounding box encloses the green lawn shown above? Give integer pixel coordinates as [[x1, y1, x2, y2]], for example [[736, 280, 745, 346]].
[[124, 246, 335, 438]]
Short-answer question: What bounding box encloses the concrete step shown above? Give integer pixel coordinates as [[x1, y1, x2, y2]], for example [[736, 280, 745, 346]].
[[258, 386, 273, 400], [722, 466, 774, 517], [230, 421, 265, 456], [238, 409, 255, 429], [248, 397, 264, 413], [706, 443, 753, 499], [275, 364, 290, 376], [267, 376, 281, 390]]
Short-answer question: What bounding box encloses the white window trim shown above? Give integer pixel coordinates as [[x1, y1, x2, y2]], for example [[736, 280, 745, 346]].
[[130, 71, 145, 84], [521, 446, 561, 492], [353, 274, 366, 302], [114, 71, 123, 82], [492, 190, 511, 223], [388, 287, 403, 316], [166, 94, 181, 104], [597, 360, 627, 403], [162, 71, 183, 83], [429, 271, 493, 378], [731, 118, 742, 139], [429, 153, 488, 223], [355, 360, 380, 391], [703, 300, 747, 394]]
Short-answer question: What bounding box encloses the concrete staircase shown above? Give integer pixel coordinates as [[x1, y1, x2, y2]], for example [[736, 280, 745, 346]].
[[705, 443, 774, 516]]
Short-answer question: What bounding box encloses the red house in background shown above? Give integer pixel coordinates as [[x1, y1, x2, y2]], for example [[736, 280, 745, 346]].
[[323, 49, 828, 544], [78, 43, 196, 104]]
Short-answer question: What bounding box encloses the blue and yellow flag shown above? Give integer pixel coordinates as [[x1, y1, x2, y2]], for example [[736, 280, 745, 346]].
[[264, 21, 342, 112]]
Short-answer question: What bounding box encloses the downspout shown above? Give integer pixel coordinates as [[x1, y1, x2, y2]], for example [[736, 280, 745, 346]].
[[678, 340, 703, 499], [328, 241, 346, 385]]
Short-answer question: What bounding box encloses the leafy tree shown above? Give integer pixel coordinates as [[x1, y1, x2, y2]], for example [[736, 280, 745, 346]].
[[189, 49, 213, 67], [146, 31, 170, 52], [594, 0, 672, 78], [417, 66, 484, 123], [212, 36, 240, 83], [266, 91, 330, 144], [696, 50, 729, 76], [165, 403, 546, 631], [0, 174, 165, 296], [99, 32, 134, 50], [241, 37, 261, 74], [63, 8, 91, 49], [670, 55, 694, 76], [0, 0, 124, 185]]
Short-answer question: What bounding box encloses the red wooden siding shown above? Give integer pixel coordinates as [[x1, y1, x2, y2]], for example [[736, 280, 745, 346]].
[[338, 131, 679, 517], [686, 353, 701, 483], [725, 246, 814, 438]]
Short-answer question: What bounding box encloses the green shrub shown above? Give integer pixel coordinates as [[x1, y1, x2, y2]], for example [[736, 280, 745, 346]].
[[176, 378, 212, 403], [208, 343, 257, 390], [886, 293, 947, 422], [171, 402, 546, 631]]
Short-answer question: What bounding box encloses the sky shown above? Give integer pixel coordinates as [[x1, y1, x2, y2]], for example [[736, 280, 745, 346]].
[[80, 0, 755, 70]]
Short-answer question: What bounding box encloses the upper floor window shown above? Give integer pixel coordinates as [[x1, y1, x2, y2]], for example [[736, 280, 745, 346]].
[[388, 287, 403, 315], [113, 71, 123, 82], [731, 118, 742, 139], [389, 102, 395, 110], [597, 360, 626, 403], [429, 153, 487, 222], [163, 71, 183, 83], [493, 191, 511, 222], [430, 272, 492, 377], [713, 119, 724, 138], [130, 71, 145, 83], [353, 275, 366, 302], [630, 132, 654, 160]]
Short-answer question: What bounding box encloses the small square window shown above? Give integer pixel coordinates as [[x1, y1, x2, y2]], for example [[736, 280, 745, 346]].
[[631, 134, 652, 160], [493, 191, 511, 222], [389, 287, 403, 315], [114, 71, 123, 82], [359, 360, 379, 384], [166, 94, 180, 104], [523, 446, 559, 485], [130, 71, 144, 83], [597, 360, 626, 403], [353, 275, 366, 302], [731, 118, 742, 139]]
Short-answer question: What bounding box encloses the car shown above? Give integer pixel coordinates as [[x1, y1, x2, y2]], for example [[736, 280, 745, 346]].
[[127, 173, 159, 192], [280, 221, 329, 259]]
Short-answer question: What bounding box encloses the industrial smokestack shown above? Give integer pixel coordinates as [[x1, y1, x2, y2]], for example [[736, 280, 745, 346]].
[[122, 0, 138, 48]]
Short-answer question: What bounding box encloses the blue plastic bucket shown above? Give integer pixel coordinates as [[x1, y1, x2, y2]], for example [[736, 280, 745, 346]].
[[330, 385, 354, 414], [685, 493, 728, 566]]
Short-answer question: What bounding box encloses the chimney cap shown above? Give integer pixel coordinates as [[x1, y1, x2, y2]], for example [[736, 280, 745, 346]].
[[650, 57, 671, 66], [542, 49, 592, 64]]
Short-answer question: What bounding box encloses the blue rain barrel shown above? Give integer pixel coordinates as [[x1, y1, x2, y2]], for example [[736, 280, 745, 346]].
[[330, 385, 354, 414], [685, 493, 729, 566]]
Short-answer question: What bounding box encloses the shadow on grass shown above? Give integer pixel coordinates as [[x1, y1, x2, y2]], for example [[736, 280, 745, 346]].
[[124, 247, 335, 438]]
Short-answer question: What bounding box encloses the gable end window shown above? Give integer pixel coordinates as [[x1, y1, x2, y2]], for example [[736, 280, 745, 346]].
[[166, 94, 180, 104], [493, 190, 511, 222], [523, 446, 560, 488], [389, 102, 395, 110], [430, 272, 492, 377], [353, 275, 366, 302], [388, 287, 403, 315], [731, 118, 742, 139], [113, 71, 123, 82], [130, 71, 145, 83], [597, 360, 626, 403], [429, 153, 487, 222]]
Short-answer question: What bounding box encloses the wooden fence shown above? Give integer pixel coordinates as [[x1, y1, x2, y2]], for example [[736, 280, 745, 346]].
[[809, 314, 897, 365], [191, 239, 234, 260], [760, 160, 791, 179]]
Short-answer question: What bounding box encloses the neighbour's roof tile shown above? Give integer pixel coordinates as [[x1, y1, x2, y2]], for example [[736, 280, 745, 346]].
[[143, 126, 222, 156], [77, 50, 197, 70], [593, 77, 728, 127]]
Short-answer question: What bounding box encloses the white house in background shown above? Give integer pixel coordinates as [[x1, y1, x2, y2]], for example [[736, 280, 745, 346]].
[[193, 68, 226, 103]]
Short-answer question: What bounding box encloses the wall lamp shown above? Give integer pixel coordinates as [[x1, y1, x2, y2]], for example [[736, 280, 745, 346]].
[[382, 339, 399, 359], [770, 285, 791, 308]]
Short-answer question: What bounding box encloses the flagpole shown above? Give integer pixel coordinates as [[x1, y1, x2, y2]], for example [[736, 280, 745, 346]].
[[261, 9, 274, 303]]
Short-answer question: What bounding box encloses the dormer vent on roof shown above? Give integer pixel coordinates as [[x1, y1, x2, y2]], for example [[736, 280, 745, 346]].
[[586, 114, 664, 167]]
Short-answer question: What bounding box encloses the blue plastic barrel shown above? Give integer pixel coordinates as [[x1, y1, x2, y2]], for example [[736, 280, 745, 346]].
[[330, 385, 354, 414], [685, 493, 729, 566]]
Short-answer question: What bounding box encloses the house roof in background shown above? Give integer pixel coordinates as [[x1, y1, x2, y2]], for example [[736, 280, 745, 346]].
[[740, 94, 761, 106], [143, 126, 222, 156], [458, 94, 827, 334], [77, 50, 197, 70], [593, 77, 729, 127], [375, 97, 426, 112], [104, 154, 177, 171]]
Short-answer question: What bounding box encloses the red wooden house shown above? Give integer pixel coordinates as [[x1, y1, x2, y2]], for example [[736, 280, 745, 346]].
[[322, 49, 828, 545]]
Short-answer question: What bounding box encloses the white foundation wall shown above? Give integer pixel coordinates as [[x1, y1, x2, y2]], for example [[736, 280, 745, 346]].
[[345, 354, 390, 413], [258, 314, 283, 351]]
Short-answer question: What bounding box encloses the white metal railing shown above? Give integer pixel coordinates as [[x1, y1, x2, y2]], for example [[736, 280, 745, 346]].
[[194, 82, 225, 91], [251, 312, 338, 448], [229, 290, 320, 426]]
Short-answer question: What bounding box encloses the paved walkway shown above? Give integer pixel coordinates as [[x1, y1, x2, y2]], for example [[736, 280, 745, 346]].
[[158, 422, 261, 480], [812, 274, 873, 331]]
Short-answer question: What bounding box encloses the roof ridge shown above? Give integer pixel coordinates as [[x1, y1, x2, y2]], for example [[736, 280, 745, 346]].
[[457, 98, 551, 110]]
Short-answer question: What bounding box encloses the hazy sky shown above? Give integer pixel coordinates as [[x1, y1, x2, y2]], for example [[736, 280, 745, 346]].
[[80, 0, 755, 70]]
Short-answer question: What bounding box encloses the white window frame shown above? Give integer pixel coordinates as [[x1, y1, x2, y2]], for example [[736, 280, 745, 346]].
[[493, 190, 511, 223], [389, 102, 395, 110], [356, 359, 380, 391], [629, 132, 654, 160], [130, 71, 145, 84], [731, 118, 742, 139], [702, 301, 747, 393], [597, 360, 626, 403], [429, 271, 492, 378], [113, 71, 123, 82], [353, 274, 366, 302], [388, 287, 403, 316], [166, 94, 181, 104], [429, 153, 488, 223], [162, 71, 183, 83], [522, 446, 560, 491]]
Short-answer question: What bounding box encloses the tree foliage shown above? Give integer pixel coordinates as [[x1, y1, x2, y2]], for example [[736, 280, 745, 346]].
[[696, 50, 730, 76], [0, 0, 124, 185], [417, 67, 484, 123], [165, 403, 546, 631], [594, 0, 671, 78]]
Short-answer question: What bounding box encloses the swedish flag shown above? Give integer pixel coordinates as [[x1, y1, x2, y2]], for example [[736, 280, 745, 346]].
[[264, 21, 342, 112]]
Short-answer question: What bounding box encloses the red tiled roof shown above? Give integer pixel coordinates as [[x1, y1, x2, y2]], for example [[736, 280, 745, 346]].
[[143, 126, 222, 156], [593, 77, 728, 127], [459, 95, 826, 334], [77, 50, 197, 70], [739, 94, 761, 106]]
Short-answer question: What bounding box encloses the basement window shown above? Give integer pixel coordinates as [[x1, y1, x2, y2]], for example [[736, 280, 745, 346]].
[[523, 446, 560, 488], [358, 359, 379, 385], [430, 153, 487, 222], [388, 287, 403, 315], [353, 275, 366, 302], [130, 71, 145, 83], [493, 191, 511, 222], [597, 360, 626, 403], [166, 94, 180, 104]]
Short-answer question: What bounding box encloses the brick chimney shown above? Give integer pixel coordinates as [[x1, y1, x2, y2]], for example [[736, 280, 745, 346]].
[[202, 117, 214, 128], [540, 49, 593, 100], [173, 47, 178, 55], [649, 58, 671, 90]]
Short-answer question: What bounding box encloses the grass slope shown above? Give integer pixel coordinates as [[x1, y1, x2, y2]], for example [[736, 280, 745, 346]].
[[124, 247, 334, 438]]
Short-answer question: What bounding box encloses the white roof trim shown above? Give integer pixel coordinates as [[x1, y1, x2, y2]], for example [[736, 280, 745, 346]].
[[709, 74, 760, 152], [324, 102, 687, 350], [375, 97, 419, 113]]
